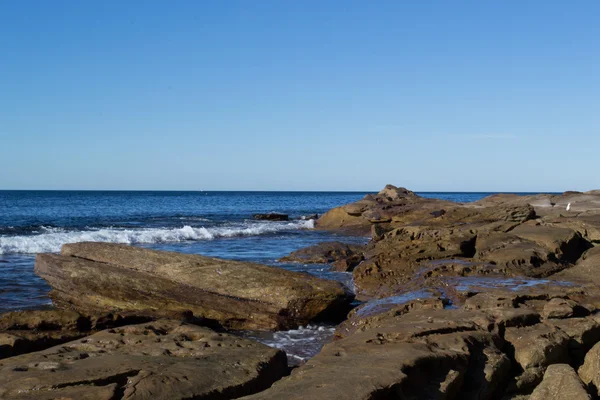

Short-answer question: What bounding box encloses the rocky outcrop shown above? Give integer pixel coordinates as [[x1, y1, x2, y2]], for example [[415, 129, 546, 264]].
[[279, 241, 365, 272], [253, 213, 289, 221], [309, 184, 599, 298], [243, 279, 600, 400], [35, 243, 354, 331], [0, 320, 287, 399], [316, 185, 457, 234]]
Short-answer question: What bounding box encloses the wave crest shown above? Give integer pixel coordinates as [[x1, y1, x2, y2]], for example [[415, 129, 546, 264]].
[[0, 220, 314, 255]]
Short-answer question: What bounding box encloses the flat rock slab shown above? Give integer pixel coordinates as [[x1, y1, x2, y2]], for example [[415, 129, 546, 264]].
[[0, 310, 162, 360], [0, 320, 287, 400], [35, 242, 353, 330]]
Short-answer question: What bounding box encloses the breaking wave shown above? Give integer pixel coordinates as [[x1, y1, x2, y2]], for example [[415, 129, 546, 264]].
[[0, 220, 314, 255]]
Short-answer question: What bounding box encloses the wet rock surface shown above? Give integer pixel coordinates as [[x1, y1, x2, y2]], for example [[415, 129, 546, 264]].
[[35, 242, 354, 330]]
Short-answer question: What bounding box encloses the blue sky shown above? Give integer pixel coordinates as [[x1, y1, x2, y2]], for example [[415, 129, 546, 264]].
[[1, 1, 598, 191]]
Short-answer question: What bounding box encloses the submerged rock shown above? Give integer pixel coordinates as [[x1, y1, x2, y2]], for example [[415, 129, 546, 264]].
[[0, 320, 288, 400], [35, 243, 354, 331], [253, 213, 289, 221]]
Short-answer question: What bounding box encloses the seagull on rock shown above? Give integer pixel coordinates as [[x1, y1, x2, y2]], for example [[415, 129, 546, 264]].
[[566, 202, 571, 211]]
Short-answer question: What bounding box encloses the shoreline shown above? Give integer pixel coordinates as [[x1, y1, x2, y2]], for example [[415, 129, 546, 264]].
[[2, 185, 600, 398]]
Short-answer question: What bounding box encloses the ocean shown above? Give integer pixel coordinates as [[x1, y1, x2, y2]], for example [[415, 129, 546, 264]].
[[0, 190, 526, 362]]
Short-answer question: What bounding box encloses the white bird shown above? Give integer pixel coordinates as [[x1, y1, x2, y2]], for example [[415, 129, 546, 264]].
[[566, 202, 571, 211]]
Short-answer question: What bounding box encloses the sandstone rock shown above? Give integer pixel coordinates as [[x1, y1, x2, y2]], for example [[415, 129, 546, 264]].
[[0, 310, 162, 360], [253, 213, 288, 221], [335, 293, 445, 338], [529, 364, 590, 400], [0, 320, 287, 400], [579, 341, 600, 396], [316, 184, 454, 233], [547, 317, 600, 366], [553, 246, 600, 285], [504, 323, 571, 391], [474, 232, 566, 277], [370, 222, 392, 241], [0, 309, 85, 332], [510, 224, 591, 264], [35, 243, 353, 331], [377, 184, 419, 202], [542, 298, 576, 319], [279, 242, 365, 272], [464, 292, 518, 310], [242, 325, 506, 400], [316, 206, 372, 234], [352, 226, 480, 297]]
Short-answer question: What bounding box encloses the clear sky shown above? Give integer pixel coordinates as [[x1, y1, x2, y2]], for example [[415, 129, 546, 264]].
[[1, 1, 598, 192]]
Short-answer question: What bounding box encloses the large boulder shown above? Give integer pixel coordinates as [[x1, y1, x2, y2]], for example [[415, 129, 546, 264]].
[[0, 320, 287, 400], [35, 243, 354, 331], [529, 364, 590, 400]]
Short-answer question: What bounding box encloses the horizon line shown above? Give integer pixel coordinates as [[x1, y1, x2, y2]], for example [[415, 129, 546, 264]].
[[0, 189, 566, 194]]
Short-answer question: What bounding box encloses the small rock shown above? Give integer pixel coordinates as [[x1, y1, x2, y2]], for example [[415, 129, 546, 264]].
[[253, 213, 289, 221], [543, 298, 576, 319]]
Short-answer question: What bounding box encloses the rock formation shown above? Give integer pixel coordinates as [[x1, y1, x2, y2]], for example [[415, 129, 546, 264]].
[[3, 184, 600, 399], [0, 320, 287, 399], [35, 242, 354, 330]]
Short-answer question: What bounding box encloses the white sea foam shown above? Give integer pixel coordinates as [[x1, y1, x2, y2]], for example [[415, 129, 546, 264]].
[[243, 324, 335, 365], [0, 220, 314, 255]]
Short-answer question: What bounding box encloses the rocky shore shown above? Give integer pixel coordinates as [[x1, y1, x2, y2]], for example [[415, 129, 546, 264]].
[[2, 185, 600, 399]]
